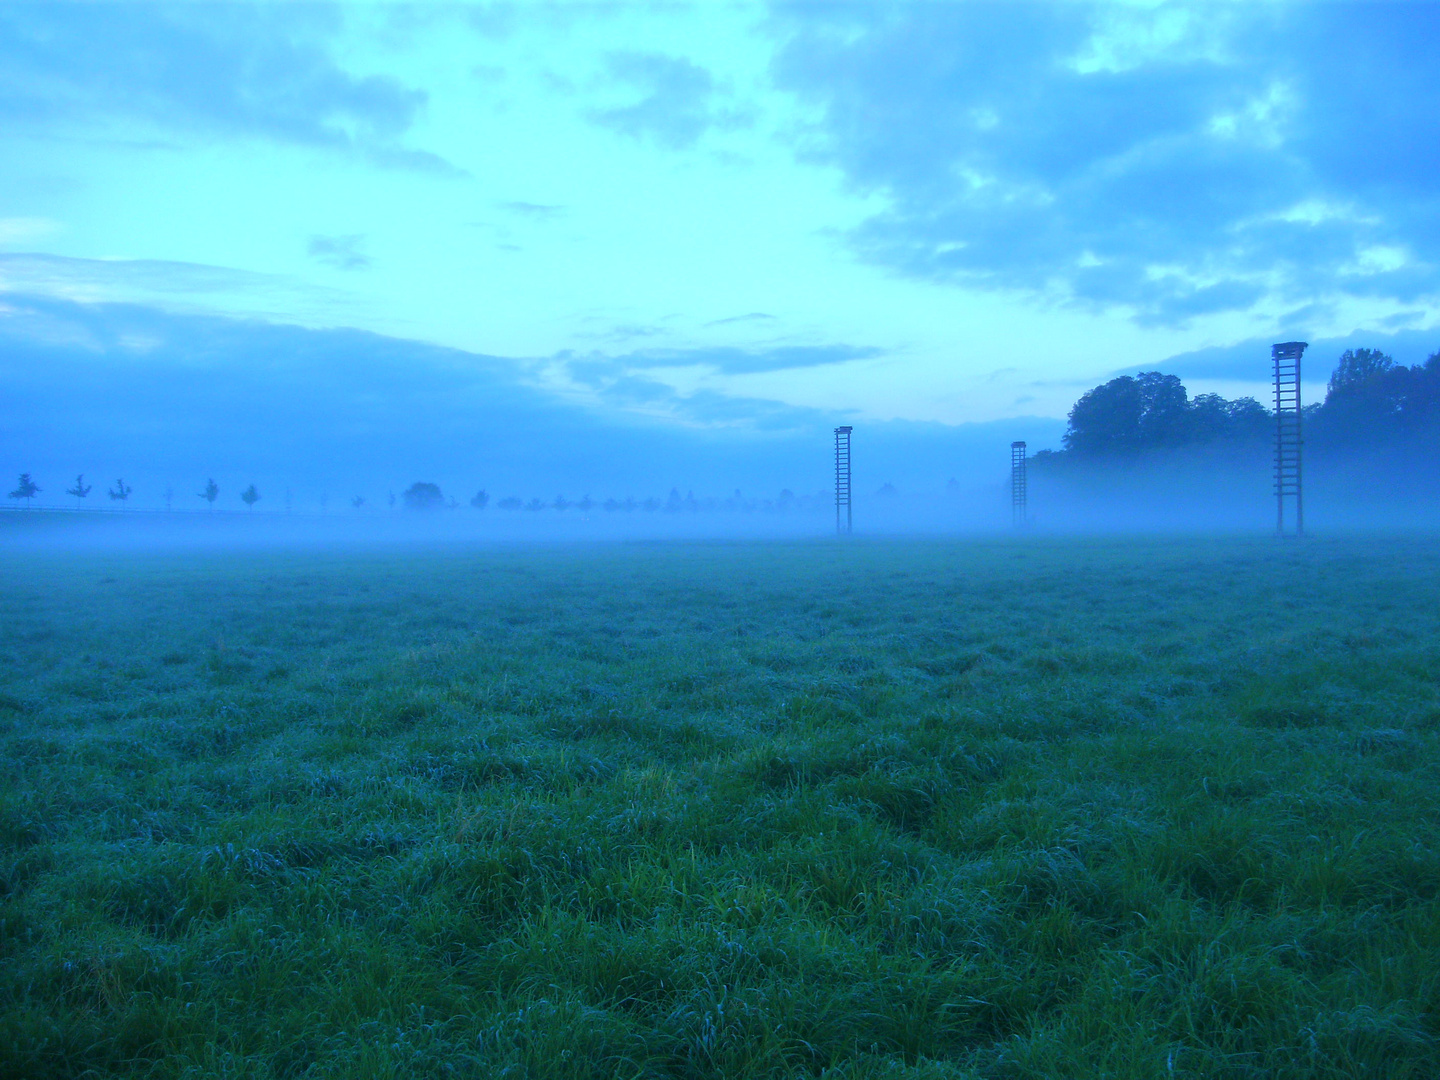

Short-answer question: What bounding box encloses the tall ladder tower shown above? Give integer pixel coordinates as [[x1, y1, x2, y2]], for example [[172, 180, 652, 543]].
[[1011, 441, 1028, 527], [1272, 341, 1307, 536], [834, 426, 853, 535]]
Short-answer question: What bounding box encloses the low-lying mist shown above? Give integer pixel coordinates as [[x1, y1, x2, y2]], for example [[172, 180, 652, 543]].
[[7, 445, 1439, 554]]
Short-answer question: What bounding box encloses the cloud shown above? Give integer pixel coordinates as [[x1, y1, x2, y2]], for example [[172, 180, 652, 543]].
[[0, 217, 60, 245], [0, 252, 285, 298], [496, 200, 564, 219], [570, 343, 883, 379], [770, 2, 1440, 324], [1120, 327, 1440, 385], [0, 252, 352, 319], [705, 312, 776, 327], [0, 295, 1043, 499], [0, 5, 456, 172], [308, 234, 371, 271], [589, 51, 749, 149]]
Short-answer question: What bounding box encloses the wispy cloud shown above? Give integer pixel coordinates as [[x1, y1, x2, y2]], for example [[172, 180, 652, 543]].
[[589, 51, 750, 150], [705, 312, 776, 328], [0, 252, 354, 320], [0, 217, 60, 245], [0, 5, 457, 173], [496, 200, 564, 220], [308, 234, 371, 271], [570, 343, 883, 379]]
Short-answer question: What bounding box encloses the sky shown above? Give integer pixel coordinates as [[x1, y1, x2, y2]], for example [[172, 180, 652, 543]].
[[3, 1, 1440, 508]]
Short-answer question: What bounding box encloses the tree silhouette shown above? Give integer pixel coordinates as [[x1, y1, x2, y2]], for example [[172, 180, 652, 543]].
[[241, 484, 260, 510], [164, 486, 174, 512], [9, 474, 40, 507], [1062, 370, 1273, 456], [66, 474, 92, 506], [402, 482, 444, 510], [470, 489, 489, 509], [108, 478, 132, 504], [1329, 348, 1396, 395], [351, 495, 365, 509], [199, 478, 219, 510]]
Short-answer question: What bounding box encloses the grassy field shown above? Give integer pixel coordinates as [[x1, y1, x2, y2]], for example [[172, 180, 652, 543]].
[[2, 534, 1439, 1079]]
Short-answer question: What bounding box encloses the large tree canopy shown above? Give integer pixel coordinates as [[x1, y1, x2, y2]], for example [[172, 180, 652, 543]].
[[1060, 350, 1440, 460]]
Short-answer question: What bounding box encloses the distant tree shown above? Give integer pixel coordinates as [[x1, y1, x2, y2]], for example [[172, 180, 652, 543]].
[[665, 487, 683, 512], [402, 482, 444, 510], [108, 478, 132, 504], [1318, 348, 1406, 441], [66, 474, 92, 506], [351, 495, 365, 509], [199, 478, 219, 510], [603, 497, 620, 512], [875, 483, 898, 498], [164, 486, 174, 512], [470, 489, 489, 510], [553, 495, 570, 510], [1064, 376, 1142, 454], [447, 497, 459, 509], [1224, 396, 1270, 437], [9, 473, 39, 507], [1063, 371, 1195, 455], [387, 490, 395, 510], [285, 489, 293, 514], [241, 484, 260, 510], [577, 494, 593, 513], [525, 497, 545, 511], [1328, 348, 1396, 395]]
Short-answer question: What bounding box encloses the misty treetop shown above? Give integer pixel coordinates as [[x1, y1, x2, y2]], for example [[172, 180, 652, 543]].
[[402, 482, 445, 511], [1060, 372, 1268, 457], [1056, 348, 1440, 459], [8, 473, 40, 506], [1313, 347, 1440, 442]]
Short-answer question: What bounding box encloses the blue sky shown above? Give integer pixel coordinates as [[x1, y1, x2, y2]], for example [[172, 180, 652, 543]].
[[3, 1, 1439, 504]]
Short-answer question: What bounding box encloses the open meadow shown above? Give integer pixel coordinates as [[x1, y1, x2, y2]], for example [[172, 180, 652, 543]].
[[2, 533, 1439, 1079]]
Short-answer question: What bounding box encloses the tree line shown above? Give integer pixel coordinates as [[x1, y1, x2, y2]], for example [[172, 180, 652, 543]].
[[403, 482, 825, 515], [4, 475, 260, 511], [1043, 347, 1440, 460], [5, 474, 826, 516]]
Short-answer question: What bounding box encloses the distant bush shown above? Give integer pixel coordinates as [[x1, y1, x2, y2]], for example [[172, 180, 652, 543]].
[[402, 482, 444, 511]]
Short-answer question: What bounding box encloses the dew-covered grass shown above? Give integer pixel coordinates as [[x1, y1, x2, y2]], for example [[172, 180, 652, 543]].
[[2, 535, 1439, 1078]]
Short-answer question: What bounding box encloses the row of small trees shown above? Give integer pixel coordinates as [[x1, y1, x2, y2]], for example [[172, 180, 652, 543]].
[[6, 474, 250, 510], [7, 475, 824, 516], [404, 482, 824, 514]]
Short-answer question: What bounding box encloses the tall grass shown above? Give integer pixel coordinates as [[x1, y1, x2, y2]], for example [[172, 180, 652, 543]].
[[2, 535, 1438, 1078]]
